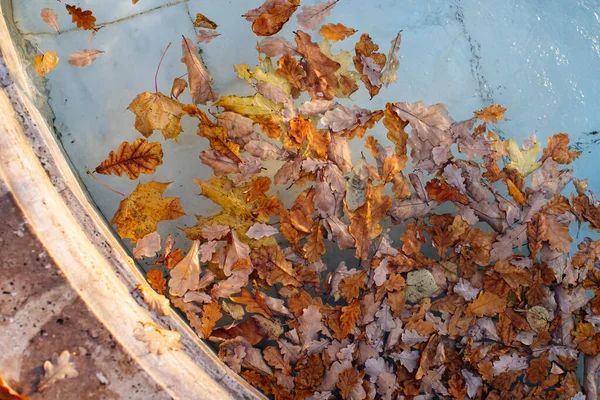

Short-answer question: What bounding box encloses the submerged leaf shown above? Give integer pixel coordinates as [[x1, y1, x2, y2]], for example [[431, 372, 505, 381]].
[[37, 351, 79, 392]]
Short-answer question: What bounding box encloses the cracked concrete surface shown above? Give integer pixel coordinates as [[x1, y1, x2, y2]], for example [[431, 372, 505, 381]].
[[0, 185, 171, 399]]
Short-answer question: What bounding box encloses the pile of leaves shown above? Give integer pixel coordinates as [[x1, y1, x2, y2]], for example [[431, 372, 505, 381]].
[[86, 1, 600, 399]]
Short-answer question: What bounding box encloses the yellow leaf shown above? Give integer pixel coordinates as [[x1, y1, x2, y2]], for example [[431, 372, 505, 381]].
[[348, 183, 392, 260], [182, 177, 275, 247], [127, 92, 187, 141], [193, 13, 218, 29], [505, 138, 542, 176], [95, 138, 163, 179], [214, 93, 282, 122], [111, 181, 185, 242], [0, 375, 29, 400], [34, 51, 59, 76], [474, 104, 506, 123]]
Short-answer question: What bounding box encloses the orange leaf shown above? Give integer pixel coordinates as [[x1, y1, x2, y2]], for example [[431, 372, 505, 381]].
[[303, 221, 326, 263], [541, 214, 572, 253], [340, 300, 361, 336], [201, 302, 223, 339], [542, 133, 581, 164], [466, 291, 506, 317], [425, 178, 469, 205], [474, 104, 506, 123], [251, 0, 300, 37], [146, 269, 166, 295], [319, 23, 357, 42], [337, 367, 362, 399], [339, 270, 367, 302], [65, 4, 96, 30], [230, 287, 272, 319], [527, 214, 547, 260]]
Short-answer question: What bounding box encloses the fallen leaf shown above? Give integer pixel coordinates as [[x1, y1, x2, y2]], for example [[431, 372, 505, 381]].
[[506, 138, 542, 176], [201, 302, 223, 338], [65, 4, 96, 30], [40, 8, 60, 33], [319, 23, 356, 42], [33, 51, 59, 76], [297, 0, 338, 30], [68, 49, 103, 67], [181, 37, 218, 104], [133, 231, 161, 259], [137, 284, 171, 316], [251, 0, 300, 37], [169, 240, 201, 297], [146, 269, 166, 295], [111, 181, 185, 242], [381, 32, 402, 87], [474, 104, 506, 123], [466, 291, 507, 317], [134, 321, 181, 354], [127, 92, 187, 141], [193, 13, 218, 29], [247, 223, 279, 240], [170, 77, 188, 99], [196, 29, 220, 44], [336, 367, 361, 399], [95, 138, 163, 179], [37, 350, 79, 392]]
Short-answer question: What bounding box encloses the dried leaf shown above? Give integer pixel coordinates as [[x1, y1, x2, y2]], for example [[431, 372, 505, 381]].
[[137, 284, 171, 316], [95, 138, 163, 179], [381, 32, 402, 87], [134, 321, 181, 354], [319, 23, 356, 42], [297, 0, 338, 31], [133, 231, 161, 259], [474, 104, 506, 123], [33, 51, 59, 76], [201, 302, 223, 338], [466, 291, 507, 317], [181, 37, 218, 104], [40, 8, 60, 33], [168, 240, 201, 297], [68, 49, 103, 67], [127, 92, 187, 141], [196, 30, 220, 44], [251, 0, 300, 37], [65, 4, 96, 30], [37, 350, 79, 392], [193, 13, 218, 29]]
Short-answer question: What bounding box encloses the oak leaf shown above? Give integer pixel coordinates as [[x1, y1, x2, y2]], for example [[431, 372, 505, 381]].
[[527, 213, 547, 260], [251, 0, 300, 37], [168, 240, 200, 297], [127, 92, 187, 141], [474, 104, 506, 123], [37, 350, 79, 392], [381, 32, 402, 87], [354, 33, 386, 98], [95, 138, 163, 179], [348, 184, 392, 260], [134, 321, 181, 354], [336, 367, 361, 400], [111, 181, 185, 242], [33, 51, 59, 76], [303, 221, 326, 263], [340, 300, 361, 336], [146, 269, 166, 295], [542, 214, 572, 253], [319, 23, 356, 42], [181, 37, 218, 104], [68, 49, 103, 67], [196, 30, 220, 44], [542, 133, 581, 164], [201, 302, 222, 338], [65, 5, 96, 30], [257, 37, 297, 57], [133, 231, 161, 259], [295, 30, 341, 100], [137, 284, 170, 316], [40, 8, 60, 33], [230, 287, 272, 319]]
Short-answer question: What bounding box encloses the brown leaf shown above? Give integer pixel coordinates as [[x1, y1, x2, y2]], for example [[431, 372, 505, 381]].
[[348, 184, 392, 260], [251, 0, 300, 37], [146, 269, 166, 295], [466, 291, 506, 317], [201, 302, 223, 339], [68, 49, 103, 67], [295, 30, 341, 100], [340, 299, 361, 336], [319, 23, 357, 42], [303, 221, 326, 263], [527, 214, 547, 260], [337, 367, 361, 399], [526, 353, 550, 384], [474, 104, 506, 123], [95, 138, 163, 179], [193, 13, 218, 29], [425, 178, 469, 205], [542, 133, 581, 164], [40, 8, 60, 33], [65, 4, 96, 30], [354, 33, 386, 98], [339, 270, 367, 302], [276, 54, 306, 92], [181, 37, 218, 104], [170, 77, 188, 100], [383, 102, 409, 156], [127, 92, 187, 141], [541, 214, 572, 253], [400, 222, 426, 255], [230, 287, 272, 319]]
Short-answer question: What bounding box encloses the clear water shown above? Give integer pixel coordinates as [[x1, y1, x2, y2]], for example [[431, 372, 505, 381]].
[[12, 0, 600, 252]]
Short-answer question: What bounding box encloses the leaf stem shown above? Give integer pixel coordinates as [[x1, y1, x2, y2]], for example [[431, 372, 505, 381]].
[[155, 42, 172, 93], [86, 169, 126, 197]]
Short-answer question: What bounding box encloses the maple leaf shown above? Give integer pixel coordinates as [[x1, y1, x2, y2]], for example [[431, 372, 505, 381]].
[[250, 0, 300, 37], [111, 181, 185, 242], [319, 23, 356, 42], [168, 240, 200, 297], [40, 8, 60, 33], [95, 138, 162, 179], [65, 4, 96, 30], [36, 350, 78, 392], [127, 92, 187, 141], [68, 49, 103, 67], [466, 291, 507, 317], [193, 13, 218, 29], [134, 321, 181, 355], [348, 184, 392, 260], [505, 138, 542, 176], [181, 37, 218, 104], [474, 104, 506, 123], [33, 51, 59, 76]]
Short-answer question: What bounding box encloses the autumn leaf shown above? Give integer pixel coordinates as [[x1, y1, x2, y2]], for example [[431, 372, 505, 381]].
[[95, 138, 162, 179], [337, 367, 361, 399], [201, 302, 223, 338], [506, 138, 542, 176], [127, 92, 187, 141], [170, 78, 188, 99], [193, 13, 218, 29], [111, 181, 185, 242], [37, 350, 79, 392], [40, 8, 60, 33], [134, 321, 181, 354], [133, 231, 161, 259], [214, 93, 282, 121], [297, 0, 338, 31], [340, 300, 361, 336], [230, 287, 272, 319], [65, 4, 96, 30], [181, 37, 218, 104], [348, 184, 392, 260], [295, 30, 341, 100], [319, 23, 356, 42], [168, 240, 200, 297], [466, 291, 507, 317], [354, 33, 386, 98], [474, 104, 506, 123], [542, 133, 581, 164], [542, 214, 572, 253], [250, 0, 300, 37], [527, 214, 546, 260], [33, 51, 59, 76], [303, 221, 326, 262], [68, 49, 103, 67], [381, 32, 402, 87], [146, 269, 167, 295], [197, 30, 220, 44], [137, 284, 170, 316]]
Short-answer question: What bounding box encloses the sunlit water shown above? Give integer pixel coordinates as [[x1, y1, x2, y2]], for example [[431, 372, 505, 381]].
[[12, 0, 600, 260]]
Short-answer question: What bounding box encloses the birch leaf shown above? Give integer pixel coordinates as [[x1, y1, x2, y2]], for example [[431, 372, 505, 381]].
[[68, 49, 103, 67], [127, 92, 187, 141], [134, 321, 181, 355], [168, 240, 201, 297], [33, 51, 59, 76], [40, 8, 60, 33], [133, 231, 161, 259], [111, 181, 185, 242], [181, 37, 218, 104], [95, 138, 163, 179], [37, 350, 79, 392]]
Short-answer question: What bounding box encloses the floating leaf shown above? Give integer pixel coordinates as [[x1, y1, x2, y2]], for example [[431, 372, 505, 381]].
[[127, 92, 187, 141], [33, 51, 59, 76], [133, 231, 161, 259], [474, 104, 506, 123], [297, 0, 338, 31], [193, 13, 218, 29], [196, 30, 220, 44], [40, 8, 60, 33], [181, 37, 218, 104], [95, 138, 163, 179], [68, 49, 103, 67], [319, 23, 356, 42], [251, 0, 300, 37], [65, 4, 96, 30], [169, 240, 201, 297]]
